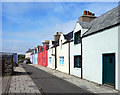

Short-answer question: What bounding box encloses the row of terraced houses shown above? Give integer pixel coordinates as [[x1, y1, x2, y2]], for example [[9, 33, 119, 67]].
[[25, 6, 120, 91]]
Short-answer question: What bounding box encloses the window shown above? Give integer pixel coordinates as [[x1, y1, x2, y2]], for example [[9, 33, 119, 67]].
[[59, 57, 64, 65], [49, 57, 52, 63], [61, 40, 62, 50], [74, 31, 81, 44], [74, 55, 81, 68]]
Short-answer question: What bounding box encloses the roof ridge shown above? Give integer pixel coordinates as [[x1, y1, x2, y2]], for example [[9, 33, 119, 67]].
[[90, 5, 119, 23]]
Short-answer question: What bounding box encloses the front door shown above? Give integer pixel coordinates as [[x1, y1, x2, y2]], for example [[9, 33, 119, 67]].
[[103, 53, 115, 87]]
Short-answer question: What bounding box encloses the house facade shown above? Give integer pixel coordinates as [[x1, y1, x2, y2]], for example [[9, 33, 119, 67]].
[[30, 53, 33, 64], [33, 47, 39, 65], [56, 32, 73, 74], [70, 23, 82, 78], [47, 32, 61, 69], [70, 11, 96, 78], [82, 6, 120, 90], [25, 49, 34, 59], [25, 6, 120, 91], [47, 40, 56, 69], [38, 41, 49, 67]]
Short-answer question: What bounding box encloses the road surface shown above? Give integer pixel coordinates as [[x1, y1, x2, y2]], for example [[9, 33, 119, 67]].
[[22, 64, 95, 95]]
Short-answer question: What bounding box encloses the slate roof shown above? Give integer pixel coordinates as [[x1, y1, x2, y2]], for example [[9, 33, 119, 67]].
[[83, 5, 120, 37], [78, 21, 91, 29], [63, 31, 73, 44], [51, 40, 59, 48], [54, 40, 59, 47], [26, 49, 34, 53]]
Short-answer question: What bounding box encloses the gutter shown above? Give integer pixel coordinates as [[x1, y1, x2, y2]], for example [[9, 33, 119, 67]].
[[55, 46, 57, 69], [82, 23, 120, 38]]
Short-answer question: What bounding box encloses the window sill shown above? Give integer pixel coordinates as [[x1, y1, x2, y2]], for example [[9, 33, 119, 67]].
[[74, 67, 81, 69], [59, 64, 64, 66]]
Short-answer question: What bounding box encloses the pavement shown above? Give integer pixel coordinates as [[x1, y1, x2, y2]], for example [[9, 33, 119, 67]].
[[6, 65, 41, 95], [27, 64, 119, 94], [1, 63, 120, 95]]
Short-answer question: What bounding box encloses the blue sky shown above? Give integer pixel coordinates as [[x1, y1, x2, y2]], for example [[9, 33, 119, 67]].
[[2, 2, 118, 54]]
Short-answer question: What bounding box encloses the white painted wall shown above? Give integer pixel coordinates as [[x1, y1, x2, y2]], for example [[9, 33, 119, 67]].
[[70, 22, 82, 77], [47, 40, 55, 69], [118, 25, 120, 90], [25, 52, 32, 59], [82, 26, 119, 90], [70, 22, 88, 77], [56, 34, 69, 74], [70, 41, 81, 77]]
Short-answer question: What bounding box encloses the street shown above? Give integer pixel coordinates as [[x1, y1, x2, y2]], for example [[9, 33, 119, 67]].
[[21, 64, 94, 94]]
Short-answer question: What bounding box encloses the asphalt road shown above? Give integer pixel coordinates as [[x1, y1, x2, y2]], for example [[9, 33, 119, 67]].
[[21, 64, 95, 95]]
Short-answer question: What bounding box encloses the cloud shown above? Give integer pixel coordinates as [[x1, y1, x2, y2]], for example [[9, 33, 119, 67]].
[[2, 2, 118, 53]]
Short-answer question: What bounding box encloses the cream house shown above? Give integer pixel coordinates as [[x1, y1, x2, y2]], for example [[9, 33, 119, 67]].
[[56, 32, 73, 74], [47, 32, 62, 69]]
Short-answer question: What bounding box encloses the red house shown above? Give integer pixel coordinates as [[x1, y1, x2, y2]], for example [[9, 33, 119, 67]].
[[38, 41, 49, 67]]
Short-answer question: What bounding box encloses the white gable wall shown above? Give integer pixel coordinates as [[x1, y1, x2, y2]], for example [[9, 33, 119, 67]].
[[82, 26, 119, 90], [70, 22, 82, 77], [70, 22, 89, 77]]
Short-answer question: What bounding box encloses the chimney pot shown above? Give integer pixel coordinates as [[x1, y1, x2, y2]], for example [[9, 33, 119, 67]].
[[87, 11, 89, 15], [84, 10, 87, 15], [92, 13, 95, 16], [89, 12, 92, 15]]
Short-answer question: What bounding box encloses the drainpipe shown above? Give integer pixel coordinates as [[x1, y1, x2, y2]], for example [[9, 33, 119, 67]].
[[69, 42, 70, 74], [55, 46, 57, 69], [81, 37, 83, 79]]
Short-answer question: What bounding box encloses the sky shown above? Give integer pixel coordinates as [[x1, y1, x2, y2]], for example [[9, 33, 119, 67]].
[[2, 2, 118, 54]]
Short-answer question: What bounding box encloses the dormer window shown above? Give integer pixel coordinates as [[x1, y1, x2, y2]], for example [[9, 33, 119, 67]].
[[74, 30, 81, 44]]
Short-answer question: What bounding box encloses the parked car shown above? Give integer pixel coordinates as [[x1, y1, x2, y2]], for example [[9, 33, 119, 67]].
[[26, 59, 31, 64]]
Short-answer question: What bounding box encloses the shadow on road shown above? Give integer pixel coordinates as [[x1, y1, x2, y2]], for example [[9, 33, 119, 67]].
[[21, 63, 97, 95]]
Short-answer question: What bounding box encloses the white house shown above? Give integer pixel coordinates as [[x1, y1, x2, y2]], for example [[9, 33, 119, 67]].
[[47, 32, 62, 69], [47, 40, 56, 69], [70, 10, 96, 78], [56, 32, 73, 74], [70, 22, 91, 78], [82, 6, 120, 90], [25, 48, 34, 59]]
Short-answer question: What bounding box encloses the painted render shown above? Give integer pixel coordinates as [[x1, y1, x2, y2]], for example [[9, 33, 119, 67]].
[[70, 23, 82, 77], [38, 43, 48, 67], [47, 40, 55, 69], [118, 25, 120, 90], [70, 22, 89, 78], [34, 53, 38, 65], [25, 52, 32, 59], [30, 53, 33, 64], [82, 26, 120, 90], [56, 34, 69, 74]]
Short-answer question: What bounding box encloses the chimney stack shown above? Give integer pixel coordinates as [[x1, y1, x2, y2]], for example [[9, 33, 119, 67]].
[[78, 10, 97, 22], [54, 32, 62, 41]]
